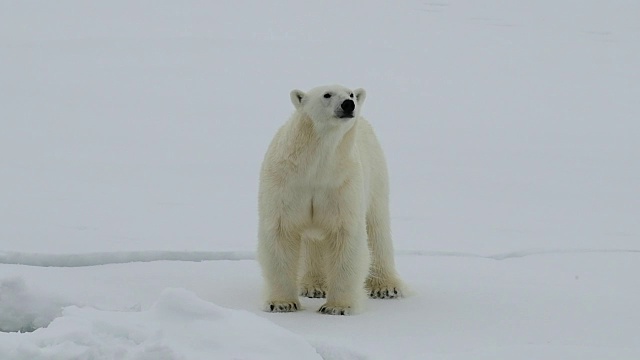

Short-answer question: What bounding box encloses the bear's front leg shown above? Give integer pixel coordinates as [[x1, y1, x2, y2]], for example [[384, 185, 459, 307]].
[[319, 226, 370, 315], [257, 228, 301, 313]]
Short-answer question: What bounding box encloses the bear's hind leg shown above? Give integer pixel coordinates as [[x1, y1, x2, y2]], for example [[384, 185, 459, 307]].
[[319, 226, 370, 315], [257, 229, 301, 312], [298, 239, 327, 298], [365, 201, 405, 299]]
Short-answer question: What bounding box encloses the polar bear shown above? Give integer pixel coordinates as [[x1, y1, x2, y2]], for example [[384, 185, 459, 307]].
[[257, 84, 404, 315]]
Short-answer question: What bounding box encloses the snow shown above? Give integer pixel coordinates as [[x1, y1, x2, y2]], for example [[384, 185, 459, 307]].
[[0, 286, 327, 360], [1, 254, 639, 359], [1, 0, 640, 359], [0, 277, 65, 333]]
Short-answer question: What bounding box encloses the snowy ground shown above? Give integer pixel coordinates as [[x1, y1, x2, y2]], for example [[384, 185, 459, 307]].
[[1, 252, 639, 359], [1, 1, 639, 359]]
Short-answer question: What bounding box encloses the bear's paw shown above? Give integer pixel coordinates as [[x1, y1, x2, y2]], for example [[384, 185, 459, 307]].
[[318, 304, 352, 316], [264, 301, 301, 313], [366, 279, 404, 299], [368, 286, 402, 299], [299, 286, 327, 299]]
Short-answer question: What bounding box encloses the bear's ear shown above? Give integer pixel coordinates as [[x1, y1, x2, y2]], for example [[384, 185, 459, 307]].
[[290, 89, 305, 110], [354, 88, 366, 105]]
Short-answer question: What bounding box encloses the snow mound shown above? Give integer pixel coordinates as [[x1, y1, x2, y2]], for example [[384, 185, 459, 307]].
[[0, 277, 65, 333], [0, 288, 325, 360]]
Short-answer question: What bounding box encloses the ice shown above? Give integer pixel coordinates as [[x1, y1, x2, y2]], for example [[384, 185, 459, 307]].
[[0, 251, 254, 267]]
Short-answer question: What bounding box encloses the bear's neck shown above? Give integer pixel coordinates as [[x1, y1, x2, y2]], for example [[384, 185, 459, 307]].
[[288, 113, 357, 170]]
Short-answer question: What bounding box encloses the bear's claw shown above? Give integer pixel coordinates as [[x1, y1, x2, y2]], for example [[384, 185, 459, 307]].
[[318, 304, 351, 315], [369, 286, 402, 299], [264, 301, 300, 313], [300, 288, 327, 298]]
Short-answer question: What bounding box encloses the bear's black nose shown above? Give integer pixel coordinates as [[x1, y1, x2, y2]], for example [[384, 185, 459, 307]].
[[341, 99, 355, 113]]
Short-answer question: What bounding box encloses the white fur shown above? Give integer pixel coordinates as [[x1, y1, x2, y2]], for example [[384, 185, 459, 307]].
[[257, 84, 404, 315]]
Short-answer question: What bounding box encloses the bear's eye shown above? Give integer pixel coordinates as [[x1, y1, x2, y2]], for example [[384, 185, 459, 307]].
[[323, 93, 331, 99], [349, 93, 354, 98]]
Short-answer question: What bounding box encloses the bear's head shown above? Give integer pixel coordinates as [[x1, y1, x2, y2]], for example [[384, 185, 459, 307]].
[[290, 85, 366, 126]]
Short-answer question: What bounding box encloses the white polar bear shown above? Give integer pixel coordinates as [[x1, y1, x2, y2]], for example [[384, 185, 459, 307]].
[[257, 84, 404, 315]]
